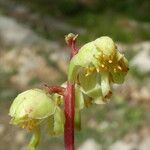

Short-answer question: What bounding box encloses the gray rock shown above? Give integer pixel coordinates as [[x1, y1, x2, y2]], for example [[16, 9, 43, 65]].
[[109, 140, 135, 150], [139, 137, 150, 150], [78, 139, 102, 150], [131, 42, 150, 74], [15, 131, 26, 144]]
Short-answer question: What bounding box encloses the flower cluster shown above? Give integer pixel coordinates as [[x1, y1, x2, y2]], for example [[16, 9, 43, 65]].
[[9, 35, 129, 150]]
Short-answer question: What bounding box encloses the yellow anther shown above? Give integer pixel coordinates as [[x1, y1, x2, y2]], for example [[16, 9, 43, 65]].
[[102, 54, 105, 58], [85, 73, 90, 76], [89, 67, 95, 72], [85, 67, 91, 76], [101, 64, 105, 68], [117, 65, 122, 71], [108, 60, 112, 63], [96, 68, 100, 72], [114, 68, 117, 72]]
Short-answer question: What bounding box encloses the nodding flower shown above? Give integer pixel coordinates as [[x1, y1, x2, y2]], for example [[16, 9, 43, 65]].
[[9, 89, 64, 150], [68, 36, 129, 103]]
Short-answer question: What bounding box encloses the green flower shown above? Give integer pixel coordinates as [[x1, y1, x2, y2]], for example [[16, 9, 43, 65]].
[[9, 89, 64, 150], [68, 36, 129, 103]]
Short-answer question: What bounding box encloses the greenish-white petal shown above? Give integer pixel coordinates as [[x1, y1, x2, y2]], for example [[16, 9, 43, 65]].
[[9, 89, 56, 119]]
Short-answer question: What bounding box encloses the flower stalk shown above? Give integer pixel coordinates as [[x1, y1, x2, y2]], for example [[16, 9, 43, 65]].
[[64, 33, 78, 150], [64, 82, 75, 150], [44, 84, 65, 96]]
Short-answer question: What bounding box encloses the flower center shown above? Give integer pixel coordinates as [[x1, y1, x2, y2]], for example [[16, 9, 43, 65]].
[[85, 51, 129, 76]]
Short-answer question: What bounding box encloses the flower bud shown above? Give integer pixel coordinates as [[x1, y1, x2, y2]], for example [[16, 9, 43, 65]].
[[9, 89, 64, 150], [9, 89, 56, 126]]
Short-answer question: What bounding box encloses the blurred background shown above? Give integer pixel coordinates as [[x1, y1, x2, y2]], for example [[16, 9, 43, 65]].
[[0, 0, 150, 150]]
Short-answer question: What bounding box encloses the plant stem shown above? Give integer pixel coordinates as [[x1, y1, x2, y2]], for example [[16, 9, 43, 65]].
[[64, 33, 78, 150], [47, 33, 78, 150], [44, 84, 65, 96], [64, 82, 75, 150]]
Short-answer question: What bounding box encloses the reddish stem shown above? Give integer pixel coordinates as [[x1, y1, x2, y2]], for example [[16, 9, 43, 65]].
[[44, 84, 65, 96], [64, 82, 75, 150], [46, 34, 78, 150], [64, 33, 78, 150], [69, 39, 78, 58]]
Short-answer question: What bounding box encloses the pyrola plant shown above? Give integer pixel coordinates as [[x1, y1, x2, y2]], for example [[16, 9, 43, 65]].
[[9, 33, 129, 150]]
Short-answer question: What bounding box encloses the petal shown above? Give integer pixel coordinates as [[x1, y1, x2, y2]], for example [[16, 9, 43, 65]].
[[100, 72, 112, 99], [9, 89, 56, 120], [53, 107, 64, 135]]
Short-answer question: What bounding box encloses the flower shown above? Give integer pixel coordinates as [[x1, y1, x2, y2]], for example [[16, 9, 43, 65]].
[[9, 89, 64, 150], [68, 36, 129, 103]]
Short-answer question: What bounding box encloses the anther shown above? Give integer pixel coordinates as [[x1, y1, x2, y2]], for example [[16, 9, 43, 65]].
[[114, 68, 117, 72], [117, 65, 122, 71], [108, 60, 112, 63], [102, 54, 105, 58], [85, 73, 90, 77], [96, 68, 100, 72], [89, 67, 95, 72], [101, 64, 105, 68]]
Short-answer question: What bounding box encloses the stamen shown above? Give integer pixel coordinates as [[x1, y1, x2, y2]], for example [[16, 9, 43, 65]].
[[89, 67, 95, 72], [113, 68, 117, 72], [85, 73, 90, 76], [117, 65, 122, 71], [101, 64, 105, 68], [96, 68, 100, 72], [102, 54, 105, 58], [85, 67, 91, 76], [108, 60, 112, 63]]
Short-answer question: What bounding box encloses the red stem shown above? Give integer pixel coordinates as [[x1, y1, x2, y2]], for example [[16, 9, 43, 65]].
[[69, 39, 78, 58], [64, 82, 75, 150], [44, 34, 78, 150], [64, 34, 78, 150], [44, 84, 65, 96]]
